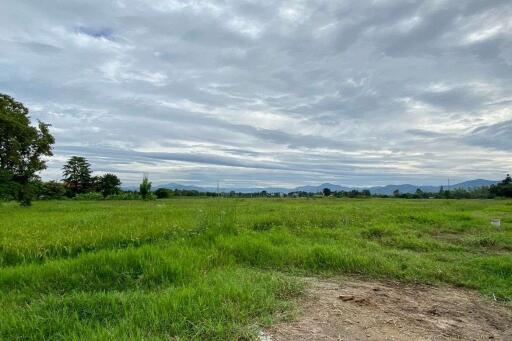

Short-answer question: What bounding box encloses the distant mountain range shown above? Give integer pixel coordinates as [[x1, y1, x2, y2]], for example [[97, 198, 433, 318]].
[[136, 179, 498, 195], [366, 179, 497, 195]]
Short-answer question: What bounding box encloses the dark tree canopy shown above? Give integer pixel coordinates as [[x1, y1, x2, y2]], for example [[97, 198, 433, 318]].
[[490, 174, 512, 198], [97, 173, 121, 198], [40, 180, 66, 200], [503, 174, 512, 185], [322, 188, 331, 196], [0, 93, 54, 205], [62, 156, 93, 195], [154, 188, 172, 199]]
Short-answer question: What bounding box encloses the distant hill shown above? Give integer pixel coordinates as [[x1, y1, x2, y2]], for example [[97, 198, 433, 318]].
[[138, 179, 498, 195], [363, 179, 497, 195], [154, 183, 290, 193], [294, 183, 352, 193], [227, 187, 290, 194], [449, 179, 497, 189], [369, 184, 427, 195], [156, 183, 207, 191]]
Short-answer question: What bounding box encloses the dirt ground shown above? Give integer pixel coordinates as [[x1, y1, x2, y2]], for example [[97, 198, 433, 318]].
[[263, 277, 512, 341]]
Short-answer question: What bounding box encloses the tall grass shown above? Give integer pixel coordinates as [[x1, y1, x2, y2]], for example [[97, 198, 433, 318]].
[[0, 198, 511, 339]]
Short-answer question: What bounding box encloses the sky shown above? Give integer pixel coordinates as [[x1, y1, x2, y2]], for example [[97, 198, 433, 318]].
[[1, 0, 511, 188]]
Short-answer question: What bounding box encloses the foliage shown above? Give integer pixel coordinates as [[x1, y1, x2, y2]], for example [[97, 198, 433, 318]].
[[62, 156, 93, 196], [74, 192, 103, 201], [0, 170, 18, 201], [154, 188, 173, 199], [139, 175, 152, 200], [39, 180, 66, 200], [490, 174, 512, 198], [0, 93, 54, 205], [96, 173, 121, 198], [322, 188, 331, 196], [14, 181, 503, 201], [106, 192, 141, 200]]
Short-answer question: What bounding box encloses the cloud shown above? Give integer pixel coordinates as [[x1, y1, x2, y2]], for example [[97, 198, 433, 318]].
[[465, 120, 512, 151], [1, 0, 511, 187], [75, 26, 114, 40]]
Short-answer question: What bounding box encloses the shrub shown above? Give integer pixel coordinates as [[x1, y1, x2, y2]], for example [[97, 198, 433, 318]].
[[74, 192, 103, 201], [39, 181, 66, 200], [154, 188, 173, 199], [106, 192, 141, 200]]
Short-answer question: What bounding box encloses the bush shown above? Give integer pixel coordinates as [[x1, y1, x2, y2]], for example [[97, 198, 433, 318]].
[[154, 188, 173, 199], [74, 192, 103, 201], [39, 181, 66, 200], [145, 193, 157, 201]]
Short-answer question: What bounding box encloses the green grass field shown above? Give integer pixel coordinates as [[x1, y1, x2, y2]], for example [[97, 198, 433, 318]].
[[1, 198, 511, 340]]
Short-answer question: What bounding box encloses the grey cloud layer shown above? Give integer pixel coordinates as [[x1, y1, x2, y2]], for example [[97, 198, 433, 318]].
[[1, 0, 511, 186]]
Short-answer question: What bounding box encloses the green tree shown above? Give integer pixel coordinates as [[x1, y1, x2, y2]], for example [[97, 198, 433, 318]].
[[155, 188, 172, 199], [62, 156, 93, 196], [139, 174, 152, 199], [362, 189, 371, 197], [415, 188, 424, 198], [0, 93, 55, 205], [40, 180, 66, 199], [97, 173, 121, 198], [503, 174, 512, 185], [322, 188, 331, 197], [490, 174, 512, 198]]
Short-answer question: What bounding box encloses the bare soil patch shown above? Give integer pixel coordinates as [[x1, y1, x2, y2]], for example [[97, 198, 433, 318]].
[[265, 277, 512, 341]]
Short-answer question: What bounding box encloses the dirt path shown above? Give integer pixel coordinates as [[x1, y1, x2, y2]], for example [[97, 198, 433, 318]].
[[264, 277, 512, 341]]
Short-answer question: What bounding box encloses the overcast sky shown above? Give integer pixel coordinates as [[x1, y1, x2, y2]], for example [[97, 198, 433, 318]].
[[1, 0, 511, 187]]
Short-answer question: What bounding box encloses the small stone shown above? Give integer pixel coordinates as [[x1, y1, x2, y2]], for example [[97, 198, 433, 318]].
[[339, 295, 355, 301]]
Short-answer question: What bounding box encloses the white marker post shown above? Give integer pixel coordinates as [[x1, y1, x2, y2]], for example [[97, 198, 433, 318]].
[[490, 219, 501, 227]]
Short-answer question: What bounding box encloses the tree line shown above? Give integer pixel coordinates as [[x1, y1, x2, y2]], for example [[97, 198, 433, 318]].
[[1, 92, 511, 205], [318, 180, 511, 199], [0, 93, 155, 204], [0, 153, 154, 203], [152, 178, 512, 199]]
